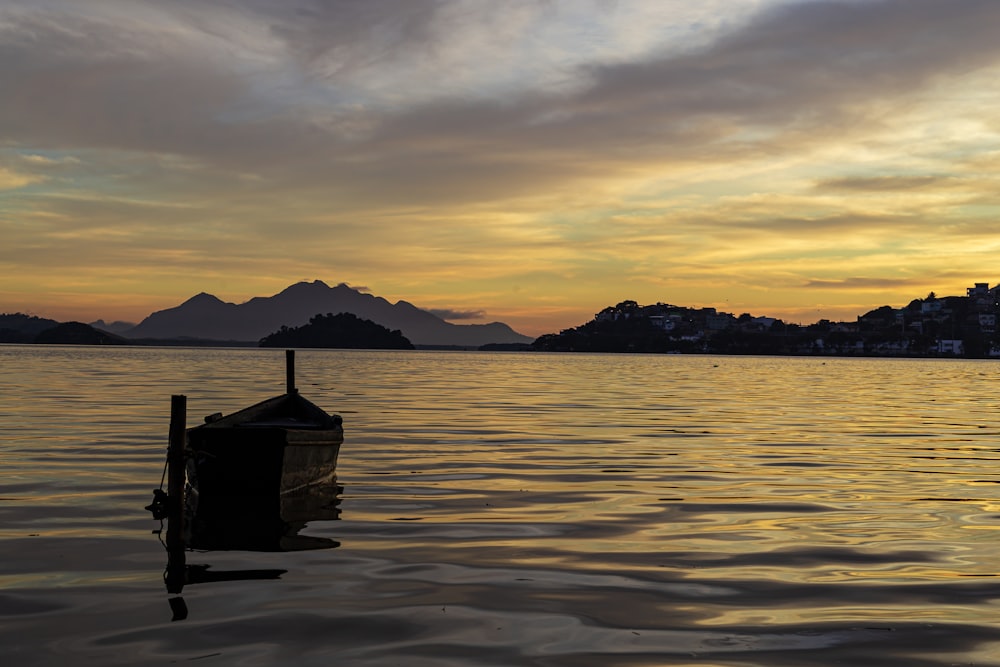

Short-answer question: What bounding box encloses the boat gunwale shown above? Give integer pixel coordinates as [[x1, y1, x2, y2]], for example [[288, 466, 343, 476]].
[[187, 391, 342, 433]]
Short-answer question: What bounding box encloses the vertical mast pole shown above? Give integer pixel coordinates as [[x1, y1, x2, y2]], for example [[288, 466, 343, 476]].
[[286, 349, 296, 394]]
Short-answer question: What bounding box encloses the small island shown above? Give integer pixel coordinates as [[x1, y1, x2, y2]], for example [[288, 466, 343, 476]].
[[34, 322, 129, 345], [1, 315, 127, 345], [259, 312, 415, 350]]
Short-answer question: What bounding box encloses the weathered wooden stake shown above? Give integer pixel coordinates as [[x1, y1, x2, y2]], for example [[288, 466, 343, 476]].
[[165, 394, 187, 553], [286, 349, 297, 394]]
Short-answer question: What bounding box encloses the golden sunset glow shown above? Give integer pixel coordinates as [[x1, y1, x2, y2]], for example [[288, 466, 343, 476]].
[[3, 1, 1000, 336]]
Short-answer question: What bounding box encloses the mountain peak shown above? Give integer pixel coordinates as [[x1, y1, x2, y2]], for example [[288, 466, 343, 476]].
[[182, 292, 225, 306], [278, 280, 333, 297], [127, 281, 532, 346]]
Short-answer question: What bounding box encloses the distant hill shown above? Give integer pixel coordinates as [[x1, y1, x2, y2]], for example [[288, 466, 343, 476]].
[[35, 322, 129, 345], [260, 312, 415, 349], [89, 319, 136, 335], [533, 286, 1000, 357], [124, 280, 532, 347], [0, 313, 60, 343]]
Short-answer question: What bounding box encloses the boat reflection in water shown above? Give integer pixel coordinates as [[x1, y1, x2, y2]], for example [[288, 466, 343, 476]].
[[159, 483, 342, 621]]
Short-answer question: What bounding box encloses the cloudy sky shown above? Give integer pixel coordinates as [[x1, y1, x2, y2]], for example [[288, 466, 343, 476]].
[[3, 0, 1000, 336]]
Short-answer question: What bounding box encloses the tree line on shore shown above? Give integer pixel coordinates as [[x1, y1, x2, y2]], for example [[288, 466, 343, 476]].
[[531, 291, 1000, 357]]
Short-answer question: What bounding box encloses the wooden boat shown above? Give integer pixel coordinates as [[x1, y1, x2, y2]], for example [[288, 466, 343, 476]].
[[184, 350, 344, 506]]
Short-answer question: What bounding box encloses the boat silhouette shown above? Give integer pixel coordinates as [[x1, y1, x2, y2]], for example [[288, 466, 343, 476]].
[[147, 350, 343, 621]]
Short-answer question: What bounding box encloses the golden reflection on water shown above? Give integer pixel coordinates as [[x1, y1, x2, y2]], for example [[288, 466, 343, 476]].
[[2, 346, 1000, 665]]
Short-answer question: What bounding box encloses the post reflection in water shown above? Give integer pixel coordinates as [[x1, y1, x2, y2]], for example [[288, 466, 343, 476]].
[[157, 483, 343, 621]]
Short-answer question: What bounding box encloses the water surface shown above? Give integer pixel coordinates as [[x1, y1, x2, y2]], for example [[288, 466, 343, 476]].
[[1, 346, 999, 665]]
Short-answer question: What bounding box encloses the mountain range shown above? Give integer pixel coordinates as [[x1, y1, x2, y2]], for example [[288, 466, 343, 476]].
[[124, 280, 532, 347]]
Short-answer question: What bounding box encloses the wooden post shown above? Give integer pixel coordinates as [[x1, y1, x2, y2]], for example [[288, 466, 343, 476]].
[[286, 349, 296, 394], [165, 395, 187, 553]]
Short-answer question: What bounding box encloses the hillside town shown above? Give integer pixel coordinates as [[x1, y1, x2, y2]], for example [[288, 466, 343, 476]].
[[532, 282, 1000, 357]]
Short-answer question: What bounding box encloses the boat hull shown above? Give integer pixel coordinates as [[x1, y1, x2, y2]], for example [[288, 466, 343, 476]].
[[185, 392, 343, 502]]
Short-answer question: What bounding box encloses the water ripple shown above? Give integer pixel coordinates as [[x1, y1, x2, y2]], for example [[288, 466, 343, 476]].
[[2, 348, 1000, 665]]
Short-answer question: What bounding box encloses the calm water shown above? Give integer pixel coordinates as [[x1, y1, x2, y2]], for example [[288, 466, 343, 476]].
[[1, 346, 999, 666]]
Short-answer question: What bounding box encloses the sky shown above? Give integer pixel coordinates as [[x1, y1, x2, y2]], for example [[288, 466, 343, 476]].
[[3, 0, 1000, 337]]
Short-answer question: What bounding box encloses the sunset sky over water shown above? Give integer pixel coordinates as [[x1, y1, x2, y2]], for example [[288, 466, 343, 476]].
[[3, 0, 1000, 337]]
